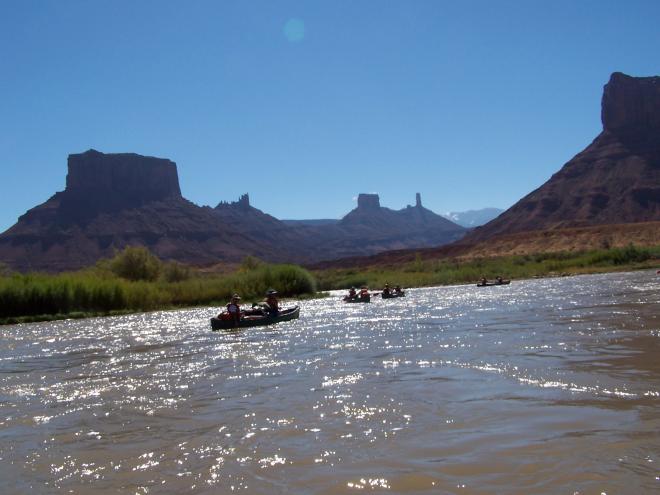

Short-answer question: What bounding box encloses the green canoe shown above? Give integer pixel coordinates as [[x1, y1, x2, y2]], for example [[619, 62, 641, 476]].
[[343, 295, 371, 303], [210, 305, 300, 331]]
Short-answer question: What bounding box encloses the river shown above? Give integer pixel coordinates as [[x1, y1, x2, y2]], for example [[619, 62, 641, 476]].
[[1, 270, 659, 494]]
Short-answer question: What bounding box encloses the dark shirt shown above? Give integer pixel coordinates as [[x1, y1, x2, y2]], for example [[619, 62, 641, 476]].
[[265, 297, 279, 315]]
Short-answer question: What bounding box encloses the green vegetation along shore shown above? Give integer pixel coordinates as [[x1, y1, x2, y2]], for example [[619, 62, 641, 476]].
[[0, 248, 317, 325], [314, 244, 660, 291], [1, 244, 658, 325]]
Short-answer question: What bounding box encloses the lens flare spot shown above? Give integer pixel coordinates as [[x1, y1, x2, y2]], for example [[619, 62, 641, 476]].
[[283, 18, 305, 42]]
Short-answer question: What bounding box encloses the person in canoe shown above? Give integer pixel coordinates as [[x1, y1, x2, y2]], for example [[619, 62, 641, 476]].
[[263, 288, 280, 317], [219, 293, 243, 327], [495, 276, 504, 285], [478, 276, 488, 286], [359, 286, 370, 299], [394, 285, 403, 295], [345, 286, 357, 301], [382, 283, 391, 296]]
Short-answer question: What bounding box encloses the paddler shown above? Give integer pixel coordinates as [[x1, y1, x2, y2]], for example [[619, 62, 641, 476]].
[[225, 293, 243, 326], [263, 288, 280, 316]]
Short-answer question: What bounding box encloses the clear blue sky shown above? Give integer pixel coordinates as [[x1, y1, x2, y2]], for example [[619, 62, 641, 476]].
[[2, 0, 660, 232]]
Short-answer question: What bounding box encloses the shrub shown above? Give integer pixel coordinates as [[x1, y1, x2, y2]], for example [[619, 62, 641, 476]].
[[109, 246, 162, 281], [0, 259, 319, 321], [240, 255, 265, 272], [0, 262, 12, 277], [162, 261, 192, 283]]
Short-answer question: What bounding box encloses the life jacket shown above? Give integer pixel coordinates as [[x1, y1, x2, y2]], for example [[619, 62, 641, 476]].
[[220, 303, 243, 320]]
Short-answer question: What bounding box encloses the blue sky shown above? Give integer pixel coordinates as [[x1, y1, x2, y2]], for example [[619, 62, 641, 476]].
[[1, 0, 660, 232]]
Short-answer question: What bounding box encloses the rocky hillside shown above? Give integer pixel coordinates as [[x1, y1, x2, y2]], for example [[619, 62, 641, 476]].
[[0, 150, 283, 271], [312, 72, 660, 270], [210, 192, 466, 262], [468, 72, 660, 241], [0, 152, 465, 272], [341, 193, 461, 233], [211, 194, 313, 254], [293, 193, 465, 260]]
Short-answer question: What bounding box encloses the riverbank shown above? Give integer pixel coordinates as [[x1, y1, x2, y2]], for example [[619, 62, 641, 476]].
[[313, 244, 660, 291], [0, 256, 318, 325], [2, 244, 658, 325]]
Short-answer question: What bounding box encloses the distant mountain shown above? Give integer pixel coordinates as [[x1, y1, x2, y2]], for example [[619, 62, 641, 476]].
[[468, 72, 660, 242], [442, 208, 503, 228], [0, 150, 286, 271], [281, 219, 340, 227], [209, 192, 464, 261], [340, 193, 464, 237], [0, 152, 466, 272], [210, 194, 318, 255], [214, 193, 283, 231], [302, 193, 466, 260], [284, 206, 503, 229]]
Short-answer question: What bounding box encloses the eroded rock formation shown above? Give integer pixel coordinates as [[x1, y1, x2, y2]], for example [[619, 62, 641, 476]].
[[0, 155, 465, 271], [0, 151, 284, 271], [468, 72, 660, 241], [357, 193, 381, 209], [602, 72, 660, 131]]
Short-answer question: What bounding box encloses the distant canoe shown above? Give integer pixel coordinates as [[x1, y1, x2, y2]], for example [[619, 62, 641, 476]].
[[344, 295, 371, 303], [476, 280, 511, 287], [210, 306, 300, 331], [382, 292, 405, 299]]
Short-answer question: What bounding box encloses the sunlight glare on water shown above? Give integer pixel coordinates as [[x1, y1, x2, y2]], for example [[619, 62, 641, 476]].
[[1, 270, 659, 494]]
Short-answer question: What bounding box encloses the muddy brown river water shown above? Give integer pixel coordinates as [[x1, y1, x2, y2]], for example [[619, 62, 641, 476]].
[[1, 270, 659, 494]]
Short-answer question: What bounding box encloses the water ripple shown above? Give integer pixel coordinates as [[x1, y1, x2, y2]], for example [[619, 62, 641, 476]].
[[1, 270, 659, 493]]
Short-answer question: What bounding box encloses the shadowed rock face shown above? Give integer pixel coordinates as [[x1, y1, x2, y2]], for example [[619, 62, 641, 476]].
[[468, 72, 660, 241], [211, 192, 466, 264], [59, 150, 182, 221], [0, 155, 466, 271], [310, 193, 466, 258], [602, 72, 660, 131], [66, 149, 181, 199], [0, 151, 287, 271], [357, 194, 381, 209], [211, 193, 304, 249], [341, 193, 464, 233]]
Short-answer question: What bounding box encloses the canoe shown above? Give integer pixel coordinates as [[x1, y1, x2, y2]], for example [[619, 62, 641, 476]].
[[381, 292, 405, 298], [476, 280, 511, 287], [210, 305, 300, 331], [344, 295, 371, 303]]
